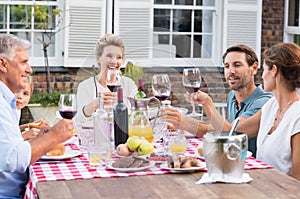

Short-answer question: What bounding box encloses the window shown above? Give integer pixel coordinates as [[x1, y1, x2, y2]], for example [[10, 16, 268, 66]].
[[0, 0, 60, 62], [284, 0, 300, 45], [153, 0, 216, 58]]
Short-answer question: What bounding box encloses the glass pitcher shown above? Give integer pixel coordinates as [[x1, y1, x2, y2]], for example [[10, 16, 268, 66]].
[[127, 97, 160, 143]]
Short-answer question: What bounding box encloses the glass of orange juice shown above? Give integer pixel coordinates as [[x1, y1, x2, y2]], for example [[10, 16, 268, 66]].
[[164, 130, 187, 156]]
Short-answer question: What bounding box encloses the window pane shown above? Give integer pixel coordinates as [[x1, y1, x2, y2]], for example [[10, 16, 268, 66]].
[[196, 0, 215, 6], [153, 1, 215, 58], [34, 5, 57, 30], [288, 0, 299, 26], [195, 10, 213, 33], [33, 32, 55, 56], [294, 34, 300, 45], [10, 5, 32, 29], [0, 5, 7, 29], [175, 0, 193, 5], [154, 9, 170, 31], [173, 10, 191, 32], [154, 0, 172, 4], [10, 32, 32, 56], [194, 35, 212, 58], [173, 34, 191, 58], [158, 34, 170, 44]]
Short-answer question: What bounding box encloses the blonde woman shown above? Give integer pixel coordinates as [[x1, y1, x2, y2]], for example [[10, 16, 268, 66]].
[[75, 34, 137, 124]]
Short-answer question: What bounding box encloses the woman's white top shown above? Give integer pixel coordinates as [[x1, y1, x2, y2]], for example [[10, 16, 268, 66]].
[[257, 97, 300, 175], [74, 75, 137, 124]]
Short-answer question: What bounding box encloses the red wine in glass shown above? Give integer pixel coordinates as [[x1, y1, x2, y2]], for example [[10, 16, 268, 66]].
[[184, 85, 201, 93], [107, 84, 121, 92], [59, 110, 77, 119], [154, 95, 169, 101], [152, 74, 171, 104], [58, 94, 77, 119]]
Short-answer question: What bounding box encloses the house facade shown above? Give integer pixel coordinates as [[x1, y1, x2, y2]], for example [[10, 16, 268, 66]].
[[0, 0, 294, 123]]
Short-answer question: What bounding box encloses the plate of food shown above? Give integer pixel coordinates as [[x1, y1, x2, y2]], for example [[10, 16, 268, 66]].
[[40, 144, 82, 160], [107, 156, 155, 172], [160, 162, 206, 172], [160, 155, 206, 172]]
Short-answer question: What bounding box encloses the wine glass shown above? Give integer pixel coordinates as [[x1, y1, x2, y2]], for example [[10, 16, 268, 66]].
[[106, 69, 122, 92], [151, 74, 171, 143], [182, 68, 202, 117], [152, 74, 171, 104], [58, 94, 77, 119]]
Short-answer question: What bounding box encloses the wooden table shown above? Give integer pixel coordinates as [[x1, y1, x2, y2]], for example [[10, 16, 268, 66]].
[[37, 168, 300, 199]]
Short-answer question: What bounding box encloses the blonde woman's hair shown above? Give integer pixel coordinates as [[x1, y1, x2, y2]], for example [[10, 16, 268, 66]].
[[95, 34, 125, 59]]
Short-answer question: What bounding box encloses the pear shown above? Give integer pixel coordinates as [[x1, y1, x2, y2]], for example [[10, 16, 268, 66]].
[[137, 141, 154, 155], [126, 136, 142, 151]]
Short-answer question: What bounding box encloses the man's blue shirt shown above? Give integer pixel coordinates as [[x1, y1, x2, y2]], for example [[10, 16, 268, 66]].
[[227, 87, 272, 157], [0, 81, 31, 198]]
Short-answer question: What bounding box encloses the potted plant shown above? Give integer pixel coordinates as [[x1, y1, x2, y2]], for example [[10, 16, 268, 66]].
[[122, 61, 144, 85], [27, 91, 63, 125]]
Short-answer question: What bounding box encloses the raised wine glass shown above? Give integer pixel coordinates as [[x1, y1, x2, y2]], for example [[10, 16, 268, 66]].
[[106, 69, 122, 92], [151, 74, 171, 143], [182, 68, 202, 117], [152, 74, 171, 104], [58, 94, 77, 119]]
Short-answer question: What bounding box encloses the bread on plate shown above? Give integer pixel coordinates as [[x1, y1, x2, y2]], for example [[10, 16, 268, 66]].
[[46, 143, 65, 156]]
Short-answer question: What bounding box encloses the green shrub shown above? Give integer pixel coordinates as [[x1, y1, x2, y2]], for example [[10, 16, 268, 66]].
[[29, 91, 63, 107]]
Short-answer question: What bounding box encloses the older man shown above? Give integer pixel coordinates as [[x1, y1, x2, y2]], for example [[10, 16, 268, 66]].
[[160, 44, 272, 157], [0, 34, 74, 198]]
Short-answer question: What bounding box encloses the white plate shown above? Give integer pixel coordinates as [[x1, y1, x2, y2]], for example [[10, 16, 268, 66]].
[[114, 153, 148, 159], [107, 161, 155, 172], [160, 162, 205, 172], [40, 149, 82, 160]]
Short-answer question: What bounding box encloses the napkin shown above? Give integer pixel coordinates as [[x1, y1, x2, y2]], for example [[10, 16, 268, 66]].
[[196, 173, 253, 184]]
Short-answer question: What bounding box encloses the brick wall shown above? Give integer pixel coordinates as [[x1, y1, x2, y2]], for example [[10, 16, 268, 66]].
[[261, 0, 284, 55], [21, 67, 264, 124]]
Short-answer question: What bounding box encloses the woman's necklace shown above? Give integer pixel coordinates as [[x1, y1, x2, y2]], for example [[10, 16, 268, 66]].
[[269, 97, 298, 134]]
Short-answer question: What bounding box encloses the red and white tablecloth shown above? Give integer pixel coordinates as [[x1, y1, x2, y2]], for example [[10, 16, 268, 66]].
[[24, 137, 272, 199]]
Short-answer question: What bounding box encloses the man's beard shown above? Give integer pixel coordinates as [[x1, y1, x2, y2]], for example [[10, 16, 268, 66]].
[[229, 77, 251, 91]]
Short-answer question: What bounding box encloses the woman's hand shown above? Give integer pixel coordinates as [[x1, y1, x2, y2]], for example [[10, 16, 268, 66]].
[[102, 92, 117, 107]]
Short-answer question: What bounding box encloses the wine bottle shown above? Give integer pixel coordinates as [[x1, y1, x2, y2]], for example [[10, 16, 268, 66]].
[[93, 93, 111, 145], [113, 88, 129, 147], [135, 78, 146, 99]]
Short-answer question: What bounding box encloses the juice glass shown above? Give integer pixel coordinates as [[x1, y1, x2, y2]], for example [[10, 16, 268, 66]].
[[164, 130, 187, 156], [87, 143, 111, 168]]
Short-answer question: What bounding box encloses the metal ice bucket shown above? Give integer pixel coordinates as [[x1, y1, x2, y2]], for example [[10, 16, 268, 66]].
[[203, 131, 248, 178]]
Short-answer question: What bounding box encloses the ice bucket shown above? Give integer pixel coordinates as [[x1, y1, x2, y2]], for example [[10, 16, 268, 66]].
[[203, 131, 248, 179]]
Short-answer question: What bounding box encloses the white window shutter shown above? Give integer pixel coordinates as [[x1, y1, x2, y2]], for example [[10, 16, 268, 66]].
[[223, 0, 262, 61], [114, 0, 153, 59], [64, 0, 106, 67]]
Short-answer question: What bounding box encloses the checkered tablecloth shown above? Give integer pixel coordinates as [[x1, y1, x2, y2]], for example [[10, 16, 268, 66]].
[[24, 137, 272, 199]]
